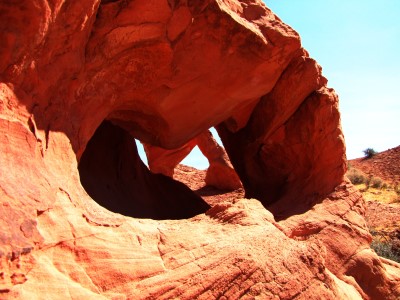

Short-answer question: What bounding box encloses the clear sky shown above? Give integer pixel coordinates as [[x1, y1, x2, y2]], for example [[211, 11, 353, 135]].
[[266, 0, 400, 159], [138, 1, 400, 169]]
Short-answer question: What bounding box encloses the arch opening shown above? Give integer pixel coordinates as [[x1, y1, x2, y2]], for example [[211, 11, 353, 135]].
[[142, 128, 243, 192], [78, 120, 210, 220]]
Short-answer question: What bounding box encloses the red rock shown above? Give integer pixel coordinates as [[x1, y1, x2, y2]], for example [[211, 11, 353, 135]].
[[217, 55, 345, 218], [144, 130, 242, 191], [0, 0, 399, 299]]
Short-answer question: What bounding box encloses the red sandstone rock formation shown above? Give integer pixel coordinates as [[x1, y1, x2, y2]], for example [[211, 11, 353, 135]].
[[79, 121, 210, 219], [144, 129, 242, 190], [0, 0, 399, 299]]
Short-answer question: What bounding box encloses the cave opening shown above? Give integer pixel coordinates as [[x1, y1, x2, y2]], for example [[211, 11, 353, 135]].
[[78, 120, 210, 220]]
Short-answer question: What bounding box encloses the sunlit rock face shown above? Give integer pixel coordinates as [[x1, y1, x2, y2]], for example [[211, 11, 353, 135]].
[[0, 0, 399, 299]]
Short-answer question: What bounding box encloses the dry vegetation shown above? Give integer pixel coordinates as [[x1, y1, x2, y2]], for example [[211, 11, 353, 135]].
[[347, 166, 400, 203], [347, 160, 400, 263]]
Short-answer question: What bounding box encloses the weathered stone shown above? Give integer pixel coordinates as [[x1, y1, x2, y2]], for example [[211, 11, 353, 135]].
[[0, 0, 399, 299], [144, 129, 242, 191]]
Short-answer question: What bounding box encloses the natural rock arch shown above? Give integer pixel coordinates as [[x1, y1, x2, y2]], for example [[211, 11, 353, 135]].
[[143, 129, 242, 191], [78, 120, 210, 219], [0, 0, 399, 299]]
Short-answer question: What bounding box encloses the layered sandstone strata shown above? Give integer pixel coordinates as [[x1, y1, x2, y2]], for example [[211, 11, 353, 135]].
[[0, 0, 399, 299]]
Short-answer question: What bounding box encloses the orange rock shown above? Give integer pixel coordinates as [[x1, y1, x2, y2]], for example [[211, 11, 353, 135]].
[[143, 140, 198, 178], [196, 130, 242, 191], [0, 0, 399, 299], [144, 130, 242, 191]]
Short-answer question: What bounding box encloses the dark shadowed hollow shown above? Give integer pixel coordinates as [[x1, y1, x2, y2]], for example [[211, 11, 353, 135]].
[[78, 121, 210, 219]]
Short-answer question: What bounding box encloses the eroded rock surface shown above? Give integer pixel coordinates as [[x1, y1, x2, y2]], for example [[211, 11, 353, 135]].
[[79, 121, 210, 219], [0, 0, 399, 299], [144, 129, 242, 191]]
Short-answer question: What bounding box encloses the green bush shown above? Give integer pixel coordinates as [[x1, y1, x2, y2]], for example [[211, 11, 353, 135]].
[[346, 168, 365, 185], [363, 148, 378, 159]]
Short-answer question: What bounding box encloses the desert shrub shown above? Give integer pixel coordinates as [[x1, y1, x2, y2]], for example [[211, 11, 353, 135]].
[[370, 228, 400, 263], [363, 148, 378, 159], [395, 185, 400, 195], [381, 182, 388, 190], [392, 186, 400, 203], [371, 239, 400, 263], [346, 168, 365, 185], [370, 177, 383, 189], [364, 175, 372, 189], [369, 228, 400, 263]]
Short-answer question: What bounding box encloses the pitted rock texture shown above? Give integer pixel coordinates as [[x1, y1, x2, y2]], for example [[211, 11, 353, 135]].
[[0, 0, 399, 299]]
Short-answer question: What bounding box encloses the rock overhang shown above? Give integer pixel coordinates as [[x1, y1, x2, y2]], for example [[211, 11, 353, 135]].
[[0, 0, 399, 298]]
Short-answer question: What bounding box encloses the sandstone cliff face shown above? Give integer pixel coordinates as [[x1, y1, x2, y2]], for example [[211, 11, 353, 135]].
[[0, 0, 399, 299]]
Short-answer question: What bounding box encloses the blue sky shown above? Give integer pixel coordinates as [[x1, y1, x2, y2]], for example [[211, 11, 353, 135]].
[[266, 0, 400, 159], [138, 1, 400, 169]]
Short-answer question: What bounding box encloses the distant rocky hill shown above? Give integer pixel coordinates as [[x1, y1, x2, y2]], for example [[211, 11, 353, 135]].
[[349, 146, 400, 184], [347, 146, 400, 264]]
